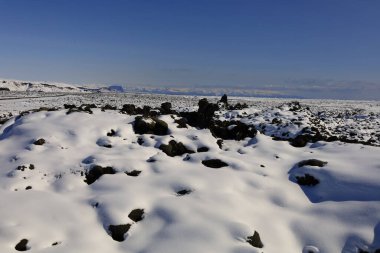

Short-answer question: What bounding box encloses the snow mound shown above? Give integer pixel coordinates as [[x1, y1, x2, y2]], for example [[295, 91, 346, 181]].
[[0, 108, 379, 253]]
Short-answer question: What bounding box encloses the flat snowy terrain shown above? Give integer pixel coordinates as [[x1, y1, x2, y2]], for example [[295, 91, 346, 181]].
[[0, 92, 379, 253]]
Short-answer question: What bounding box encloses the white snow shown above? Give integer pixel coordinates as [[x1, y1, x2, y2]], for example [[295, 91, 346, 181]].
[[0, 107, 379, 253]]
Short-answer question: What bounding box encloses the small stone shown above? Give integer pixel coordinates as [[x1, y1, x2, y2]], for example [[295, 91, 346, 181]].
[[247, 231, 264, 248], [85, 165, 116, 185], [201, 159, 228, 168], [33, 138, 45, 145], [177, 189, 192, 196], [197, 146, 209, 152], [128, 209, 144, 222], [125, 170, 141, 177], [298, 159, 327, 167], [159, 140, 194, 157], [108, 224, 131, 242], [296, 174, 320, 186], [15, 239, 29, 251]]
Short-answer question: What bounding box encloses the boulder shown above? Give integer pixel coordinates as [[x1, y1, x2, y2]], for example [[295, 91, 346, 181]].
[[85, 165, 116, 185], [247, 231, 264, 248], [202, 159, 228, 168], [159, 140, 194, 157], [133, 116, 168, 135], [108, 224, 131, 242]]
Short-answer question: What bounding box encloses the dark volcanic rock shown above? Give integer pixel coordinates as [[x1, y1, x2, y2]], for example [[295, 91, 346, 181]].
[[108, 224, 131, 242], [159, 140, 194, 157], [120, 104, 137, 115], [296, 174, 320, 186], [66, 104, 94, 114], [85, 165, 116, 185], [33, 138, 46, 145], [220, 94, 228, 104], [160, 102, 173, 114], [174, 117, 188, 128], [128, 209, 144, 222], [15, 239, 29, 251], [101, 104, 117, 111], [133, 116, 168, 136], [298, 159, 327, 167], [180, 98, 219, 129], [229, 102, 248, 110], [210, 120, 257, 141], [17, 165, 27, 171], [125, 170, 141, 177], [216, 139, 223, 149], [137, 137, 144, 145], [247, 231, 264, 248], [64, 104, 76, 110], [201, 159, 228, 168], [197, 146, 209, 152], [107, 129, 117, 137], [290, 135, 311, 147], [176, 189, 192, 196]]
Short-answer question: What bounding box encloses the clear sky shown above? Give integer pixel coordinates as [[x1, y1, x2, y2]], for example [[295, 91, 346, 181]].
[[0, 0, 379, 99]]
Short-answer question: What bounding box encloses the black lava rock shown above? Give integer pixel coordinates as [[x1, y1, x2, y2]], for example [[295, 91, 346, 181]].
[[180, 98, 219, 129], [296, 174, 320, 186], [210, 120, 257, 141], [108, 224, 131, 242], [128, 209, 144, 222], [220, 94, 228, 104], [33, 138, 45, 145], [125, 170, 141, 177], [133, 116, 169, 136], [197, 146, 209, 152], [15, 239, 29, 251], [159, 140, 195, 157], [298, 159, 327, 167], [177, 189, 192, 196], [174, 117, 188, 128], [107, 129, 117, 137], [120, 104, 137, 115], [247, 231, 264, 248], [201, 159, 228, 168], [85, 165, 116, 185], [160, 102, 173, 114], [101, 104, 117, 111], [290, 135, 311, 147]]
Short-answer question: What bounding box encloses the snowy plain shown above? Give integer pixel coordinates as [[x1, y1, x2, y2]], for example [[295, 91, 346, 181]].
[[0, 91, 379, 253]]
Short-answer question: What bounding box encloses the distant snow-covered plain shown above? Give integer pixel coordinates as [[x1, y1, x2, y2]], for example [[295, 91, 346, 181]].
[[0, 91, 379, 253]]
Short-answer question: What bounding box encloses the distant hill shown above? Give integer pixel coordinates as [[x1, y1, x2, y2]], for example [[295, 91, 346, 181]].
[[0, 79, 125, 93]]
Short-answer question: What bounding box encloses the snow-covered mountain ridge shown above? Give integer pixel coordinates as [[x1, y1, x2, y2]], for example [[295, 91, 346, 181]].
[[0, 79, 124, 93]]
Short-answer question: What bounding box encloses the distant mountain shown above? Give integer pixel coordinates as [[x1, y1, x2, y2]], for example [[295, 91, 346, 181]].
[[0, 79, 84, 93], [107, 85, 125, 92], [0, 79, 125, 93], [0, 79, 292, 98]]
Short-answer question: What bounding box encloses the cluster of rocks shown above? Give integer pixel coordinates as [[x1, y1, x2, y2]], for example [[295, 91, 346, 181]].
[[108, 209, 145, 242], [64, 104, 96, 114], [178, 97, 257, 141]]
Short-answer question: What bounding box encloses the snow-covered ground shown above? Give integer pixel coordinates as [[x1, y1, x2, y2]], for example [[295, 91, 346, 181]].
[[1, 91, 379, 146], [0, 92, 379, 253]]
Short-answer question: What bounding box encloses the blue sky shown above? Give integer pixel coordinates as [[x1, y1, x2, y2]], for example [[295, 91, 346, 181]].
[[0, 0, 379, 99]]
